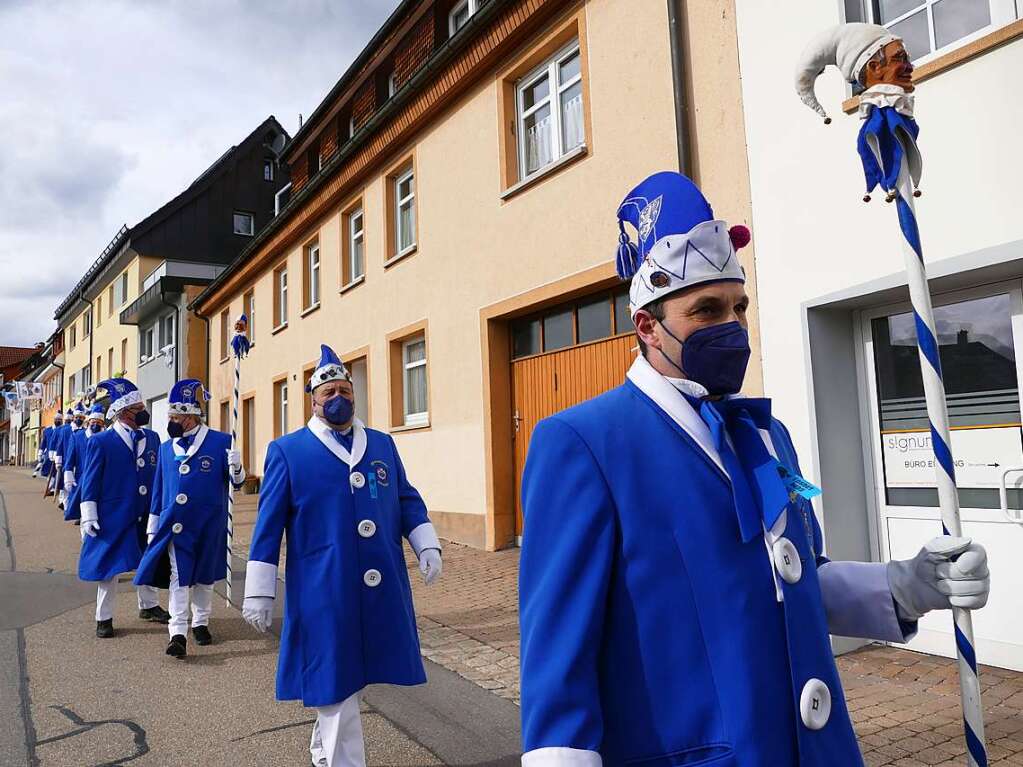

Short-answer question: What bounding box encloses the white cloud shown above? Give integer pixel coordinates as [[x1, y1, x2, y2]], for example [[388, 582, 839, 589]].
[[0, 0, 399, 346]]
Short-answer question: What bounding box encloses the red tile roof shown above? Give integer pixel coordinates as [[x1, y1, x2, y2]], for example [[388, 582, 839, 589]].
[[0, 346, 36, 370]]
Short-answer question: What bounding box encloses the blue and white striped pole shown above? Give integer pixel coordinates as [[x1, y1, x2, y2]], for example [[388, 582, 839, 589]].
[[226, 314, 250, 607], [890, 150, 987, 767]]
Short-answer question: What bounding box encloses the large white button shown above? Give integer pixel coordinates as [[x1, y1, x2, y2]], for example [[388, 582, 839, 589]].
[[350, 471, 366, 489], [137, 458, 146, 468], [138, 485, 148, 496], [172, 523, 183, 534], [179, 464, 190, 475], [357, 519, 377, 538], [363, 569, 381, 587], [800, 679, 832, 730], [772, 537, 802, 585], [175, 493, 188, 505]]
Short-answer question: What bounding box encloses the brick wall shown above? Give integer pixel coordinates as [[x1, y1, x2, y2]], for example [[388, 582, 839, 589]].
[[291, 153, 310, 194], [351, 80, 377, 134], [321, 119, 340, 165], [394, 14, 435, 90]]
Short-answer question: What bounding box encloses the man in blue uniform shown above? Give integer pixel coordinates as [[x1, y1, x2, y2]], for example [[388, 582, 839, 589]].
[[56, 404, 85, 510], [134, 378, 245, 658], [63, 403, 97, 523], [79, 379, 171, 638], [242, 344, 443, 767], [39, 411, 62, 492], [518, 172, 991, 766]]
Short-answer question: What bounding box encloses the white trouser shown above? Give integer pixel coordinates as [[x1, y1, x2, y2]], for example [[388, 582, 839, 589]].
[[309, 692, 366, 767], [167, 542, 214, 638], [95, 578, 159, 621]]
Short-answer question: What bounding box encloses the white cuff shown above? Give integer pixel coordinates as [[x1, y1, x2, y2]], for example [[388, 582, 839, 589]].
[[80, 501, 98, 524], [244, 560, 278, 599], [408, 522, 441, 557], [48, 450, 56, 460], [522, 748, 603, 766], [146, 514, 160, 536], [63, 471, 76, 488]]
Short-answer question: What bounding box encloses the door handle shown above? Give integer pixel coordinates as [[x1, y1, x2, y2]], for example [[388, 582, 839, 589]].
[[998, 466, 1023, 526], [513, 410, 522, 433]]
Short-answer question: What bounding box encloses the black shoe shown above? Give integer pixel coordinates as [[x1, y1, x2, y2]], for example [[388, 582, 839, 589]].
[[166, 634, 187, 658], [96, 619, 114, 639], [139, 606, 171, 624], [192, 625, 213, 645]]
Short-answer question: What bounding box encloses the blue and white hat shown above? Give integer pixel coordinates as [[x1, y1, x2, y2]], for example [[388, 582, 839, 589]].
[[306, 344, 351, 392], [87, 403, 106, 422], [169, 378, 209, 416], [98, 378, 142, 416], [616, 172, 749, 317], [72, 402, 86, 417]]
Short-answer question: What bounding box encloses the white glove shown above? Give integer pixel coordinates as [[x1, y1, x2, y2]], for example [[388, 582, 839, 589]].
[[243, 596, 273, 633], [80, 520, 100, 541], [887, 536, 990, 621], [147, 533, 155, 544], [37, 450, 43, 461], [226, 448, 244, 479], [419, 548, 442, 586], [55, 456, 63, 469], [63, 471, 76, 490], [49, 450, 56, 461]]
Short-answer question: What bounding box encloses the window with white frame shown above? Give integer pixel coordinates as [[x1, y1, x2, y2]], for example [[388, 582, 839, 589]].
[[82, 308, 92, 338], [402, 336, 428, 426], [275, 265, 289, 326], [243, 290, 256, 342], [69, 324, 76, 349], [394, 167, 416, 256], [516, 40, 584, 179], [449, 0, 478, 35], [348, 207, 365, 283], [68, 372, 76, 397], [263, 158, 274, 182], [306, 242, 320, 307], [80, 365, 91, 391], [158, 313, 175, 351], [119, 272, 129, 306], [140, 326, 155, 362], [850, 0, 1018, 62], [233, 211, 255, 236], [388, 72, 398, 98], [275, 379, 289, 437]]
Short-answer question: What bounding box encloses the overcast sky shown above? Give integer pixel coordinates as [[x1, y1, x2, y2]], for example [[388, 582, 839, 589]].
[[0, 0, 399, 347]]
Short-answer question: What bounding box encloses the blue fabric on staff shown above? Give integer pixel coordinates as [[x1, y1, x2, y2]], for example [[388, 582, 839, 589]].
[[704, 398, 790, 532], [330, 429, 353, 452]]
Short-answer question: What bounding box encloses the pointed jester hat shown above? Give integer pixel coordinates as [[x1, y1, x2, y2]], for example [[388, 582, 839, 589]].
[[306, 344, 351, 392]]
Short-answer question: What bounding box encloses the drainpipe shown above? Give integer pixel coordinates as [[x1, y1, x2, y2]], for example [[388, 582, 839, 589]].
[[80, 287, 95, 397], [667, 0, 692, 176], [159, 288, 180, 381]]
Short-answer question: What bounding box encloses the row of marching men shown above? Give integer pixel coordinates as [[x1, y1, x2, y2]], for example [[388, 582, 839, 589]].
[[33, 347, 445, 767], [38, 377, 245, 656]]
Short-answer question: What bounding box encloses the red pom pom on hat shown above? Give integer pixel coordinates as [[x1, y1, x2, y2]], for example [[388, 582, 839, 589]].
[[728, 224, 751, 250]]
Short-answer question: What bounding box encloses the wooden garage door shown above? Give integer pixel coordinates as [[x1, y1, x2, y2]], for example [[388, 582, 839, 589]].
[[511, 287, 636, 535]]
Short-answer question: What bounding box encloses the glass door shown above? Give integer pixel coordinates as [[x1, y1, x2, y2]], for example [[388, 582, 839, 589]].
[[860, 283, 1023, 670]]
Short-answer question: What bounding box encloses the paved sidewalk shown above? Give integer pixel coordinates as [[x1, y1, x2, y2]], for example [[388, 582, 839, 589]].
[[235, 488, 1023, 765]]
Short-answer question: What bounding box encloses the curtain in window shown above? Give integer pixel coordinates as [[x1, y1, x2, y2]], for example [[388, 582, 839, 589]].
[[561, 88, 584, 152], [525, 112, 553, 174], [399, 202, 415, 252]]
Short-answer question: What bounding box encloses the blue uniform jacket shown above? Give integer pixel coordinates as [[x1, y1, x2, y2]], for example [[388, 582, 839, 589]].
[[246, 418, 435, 708], [53, 423, 72, 491], [39, 426, 55, 477], [135, 426, 239, 588], [519, 359, 882, 767], [78, 425, 160, 581], [63, 428, 89, 521]]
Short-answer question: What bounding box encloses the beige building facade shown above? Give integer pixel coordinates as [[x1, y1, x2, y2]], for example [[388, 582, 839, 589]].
[[196, 0, 759, 550]]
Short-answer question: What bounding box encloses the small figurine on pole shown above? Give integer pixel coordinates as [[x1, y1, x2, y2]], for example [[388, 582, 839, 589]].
[[796, 23, 988, 767]]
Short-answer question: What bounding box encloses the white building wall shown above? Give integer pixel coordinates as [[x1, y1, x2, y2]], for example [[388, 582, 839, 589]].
[[734, 1, 1023, 465]]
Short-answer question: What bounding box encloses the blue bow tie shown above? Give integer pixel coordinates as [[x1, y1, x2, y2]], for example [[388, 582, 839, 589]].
[[689, 396, 789, 542], [330, 429, 353, 451]]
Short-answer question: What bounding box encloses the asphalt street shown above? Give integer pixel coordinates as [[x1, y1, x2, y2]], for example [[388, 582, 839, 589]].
[[0, 466, 521, 767]]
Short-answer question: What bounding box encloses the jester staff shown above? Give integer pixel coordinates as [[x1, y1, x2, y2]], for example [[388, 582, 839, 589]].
[[226, 313, 250, 606], [797, 24, 989, 767]]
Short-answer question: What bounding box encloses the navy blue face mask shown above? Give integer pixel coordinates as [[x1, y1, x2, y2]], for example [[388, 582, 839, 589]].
[[89, 424, 103, 434], [659, 320, 751, 396], [167, 421, 185, 439], [134, 409, 151, 427], [322, 395, 354, 426]]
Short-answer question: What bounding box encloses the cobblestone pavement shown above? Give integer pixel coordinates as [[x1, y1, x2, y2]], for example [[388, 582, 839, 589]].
[[234, 491, 1023, 765]]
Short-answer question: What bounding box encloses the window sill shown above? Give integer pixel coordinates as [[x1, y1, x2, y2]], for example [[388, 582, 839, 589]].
[[300, 303, 321, 318], [390, 420, 430, 434], [271, 322, 289, 336], [384, 246, 418, 269], [842, 19, 1023, 115], [501, 144, 588, 201], [340, 276, 366, 295]]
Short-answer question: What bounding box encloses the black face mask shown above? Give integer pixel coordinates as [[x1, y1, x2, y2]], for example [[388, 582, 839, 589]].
[[167, 421, 185, 439], [88, 424, 103, 434], [73, 418, 85, 427], [134, 410, 151, 427]]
